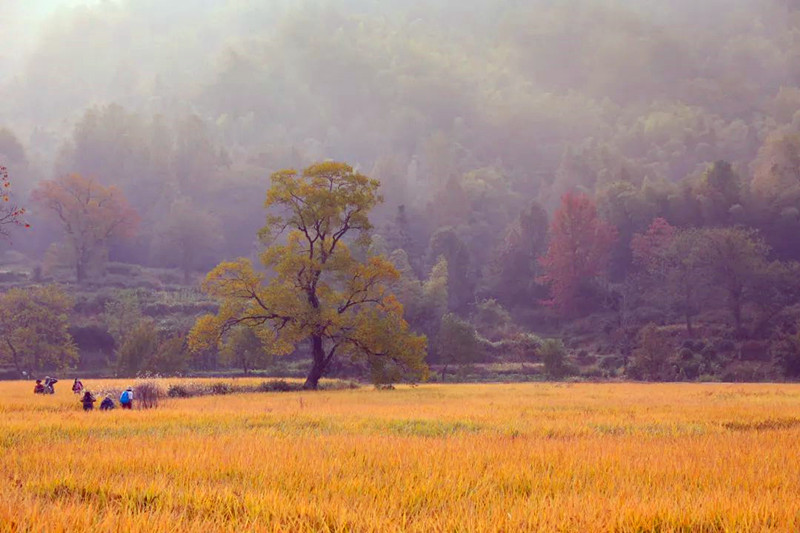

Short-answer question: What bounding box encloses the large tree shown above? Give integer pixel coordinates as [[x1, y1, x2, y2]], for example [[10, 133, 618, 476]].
[[698, 227, 770, 334], [487, 200, 549, 305], [32, 174, 139, 282], [632, 219, 709, 336], [151, 198, 223, 284], [0, 165, 29, 241], [0, 285, 78, 375], [632, 221, 769, 335], [539, 191, 616, 316], [436, 313, 483, 381], [190, 162, 427, 389]]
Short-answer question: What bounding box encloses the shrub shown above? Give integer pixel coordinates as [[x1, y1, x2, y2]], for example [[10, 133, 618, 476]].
[[257, 380, 297, 392], [210, 382, 233, 395], [740, 340, 770, 362], [600, 356, 625, 372], [540, 339, 568, 379], [771, 326, 800, 378], [134, 380, 164, 409], [713, 338, 737, 354], [167, 384, 191, 398], [629, 324, 673, 381]]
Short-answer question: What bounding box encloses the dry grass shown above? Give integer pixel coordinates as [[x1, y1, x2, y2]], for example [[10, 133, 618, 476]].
[[2, 380, 800, 531]]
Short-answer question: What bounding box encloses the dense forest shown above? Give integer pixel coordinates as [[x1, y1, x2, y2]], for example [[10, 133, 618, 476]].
[[3, 0, 800, 382]]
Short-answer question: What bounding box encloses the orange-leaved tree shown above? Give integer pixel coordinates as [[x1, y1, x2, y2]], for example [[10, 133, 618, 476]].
[[539, 191, 616, 317], [0, 165, 29, 241], [189, 162, 428, 389], [32, 174, 139, 282]]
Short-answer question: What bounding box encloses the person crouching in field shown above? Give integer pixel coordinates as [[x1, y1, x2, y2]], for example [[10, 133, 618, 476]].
[[100, 396, 115, 411], [81, 390, 97, 411], [72, 378, 84, 394], [44, 377, 58, 394], [33, 380, 45, 394], [120, 387, 134, 410]]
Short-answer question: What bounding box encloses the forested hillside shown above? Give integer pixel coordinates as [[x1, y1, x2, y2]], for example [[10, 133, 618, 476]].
[[3, 0, 800, 381]]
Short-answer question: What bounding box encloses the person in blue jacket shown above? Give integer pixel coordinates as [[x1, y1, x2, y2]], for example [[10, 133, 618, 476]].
[[120, 387, 134, 410]]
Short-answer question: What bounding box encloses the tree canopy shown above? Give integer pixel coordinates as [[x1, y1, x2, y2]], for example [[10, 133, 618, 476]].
[[31, 174, 139, 282], [190, 162, 427, 389], [0, 285, 77, 375], [0, 166, 29, 241]]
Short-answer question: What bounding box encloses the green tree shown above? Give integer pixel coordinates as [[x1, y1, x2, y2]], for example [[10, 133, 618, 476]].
[[151, 198, 223, 284], [487, 200, 549, 305], [473, 298, 512, 341], [0, 285, 78, 375], [436, 313, 483, 381], [117, 320, 159, 376], [190, 162, 427, 389], [220, 326, 272, 375], [428, 227, 473, 312], [694, 161, 742, 225], [389, 251, 449, 345], [104, 290, 144, 347], [699, 228, 770, 334], [632, 220, 710, 336], [629, 324, 672, 381], [540, 338, 569, 379], [143, 335, 189, 376]]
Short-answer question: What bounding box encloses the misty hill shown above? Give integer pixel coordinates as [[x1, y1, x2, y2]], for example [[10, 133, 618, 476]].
[[3, 0, 800, 382]]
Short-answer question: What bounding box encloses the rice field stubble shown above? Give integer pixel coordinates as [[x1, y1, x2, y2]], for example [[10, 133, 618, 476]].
[[1, 380, 799, 532]]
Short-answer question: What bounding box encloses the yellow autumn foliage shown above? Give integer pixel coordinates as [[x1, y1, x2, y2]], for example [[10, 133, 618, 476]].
[[190, 162, 427, 389]]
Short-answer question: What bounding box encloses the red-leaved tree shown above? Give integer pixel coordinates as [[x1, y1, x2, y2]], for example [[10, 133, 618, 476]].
[[538, 191, 616, 316], [32, 173, 139, 282], [630, 217, 676, 275]]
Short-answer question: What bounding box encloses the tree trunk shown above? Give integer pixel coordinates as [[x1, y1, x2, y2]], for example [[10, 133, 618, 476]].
[[730, 289, 743, 335], [303, 334, 327, 390], [76, 260, 85, 284], [684, 289, 694, 337], [440, 363, 448, 382], [6, 339, 21, 376]]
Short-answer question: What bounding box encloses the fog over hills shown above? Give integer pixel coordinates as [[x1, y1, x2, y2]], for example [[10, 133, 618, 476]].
[[4, 2, 800, 385]]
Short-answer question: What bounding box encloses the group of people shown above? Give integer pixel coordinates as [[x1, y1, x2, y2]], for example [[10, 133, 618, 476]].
[[32, 377, 58, 394], [33, 377, 135, 411], [79, 386, 134, 412]]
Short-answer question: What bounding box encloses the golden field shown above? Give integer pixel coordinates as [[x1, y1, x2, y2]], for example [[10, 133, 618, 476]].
[[2, 380, 800, 532]]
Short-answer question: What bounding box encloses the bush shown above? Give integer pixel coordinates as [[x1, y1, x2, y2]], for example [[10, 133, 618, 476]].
[[771, 326, 800, 378], [134, 380, 164, 409], [629, 324, 673, 381], [713, 338, 737, 354], [210, 382, 233, 395], [167, 384, 191, 398], [540, 339, 568, 379], [740, 340, 770, 362], [257, 380, 297, 392], [599, 355, 625, 372]]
